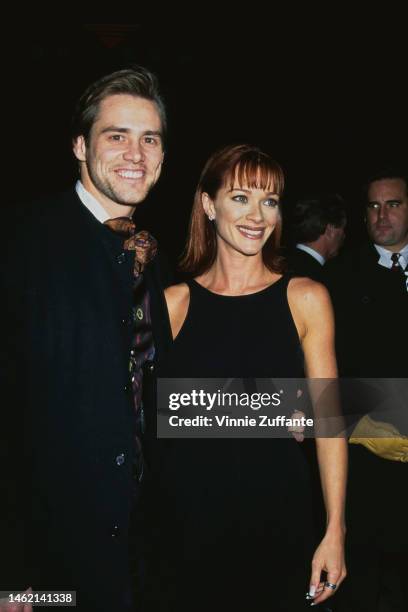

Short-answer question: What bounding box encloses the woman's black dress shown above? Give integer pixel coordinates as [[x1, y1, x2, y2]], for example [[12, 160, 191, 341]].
[[143, 276, 316, 611]]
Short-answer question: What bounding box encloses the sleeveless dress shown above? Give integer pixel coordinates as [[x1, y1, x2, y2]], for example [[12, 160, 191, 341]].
[[144, 275, 316, 612]]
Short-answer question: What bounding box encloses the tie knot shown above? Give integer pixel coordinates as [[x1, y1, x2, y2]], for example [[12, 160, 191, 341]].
[[104, 217, 136, 237], [104, 217, 157, 276], [390, 252, 404, 273]]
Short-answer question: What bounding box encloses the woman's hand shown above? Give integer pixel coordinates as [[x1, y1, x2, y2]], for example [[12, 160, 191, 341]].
[[287, 409, 306, 442], [307, 528, 346, 606]]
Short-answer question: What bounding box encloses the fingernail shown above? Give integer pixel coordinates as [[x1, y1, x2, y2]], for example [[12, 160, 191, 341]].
[[305, 586, 316, 600]]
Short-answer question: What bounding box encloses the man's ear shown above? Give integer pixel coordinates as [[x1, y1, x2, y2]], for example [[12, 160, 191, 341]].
[[202, 192, 216, 220], [72, 135, 87, 162], [325, 224, 335, 238]]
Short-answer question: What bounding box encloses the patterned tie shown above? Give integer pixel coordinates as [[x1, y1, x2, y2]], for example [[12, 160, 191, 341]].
[[103, 217, 158, 275], [390, 252, 404, 273], [104, 216, 157, 488]]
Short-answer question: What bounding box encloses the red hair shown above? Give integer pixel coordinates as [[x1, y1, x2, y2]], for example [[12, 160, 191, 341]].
[[180, 144, 285, 275]]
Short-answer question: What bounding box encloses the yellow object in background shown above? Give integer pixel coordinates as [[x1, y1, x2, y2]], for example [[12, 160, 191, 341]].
[[350, 414, 408, 462]]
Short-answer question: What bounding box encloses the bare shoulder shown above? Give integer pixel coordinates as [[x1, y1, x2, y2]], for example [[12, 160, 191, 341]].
[[164, 283, 190, 338], [288, 277, 332, 310], [164, 282, 190, 305], [164, 283, 190, 314], [287, 277, 334, 340]]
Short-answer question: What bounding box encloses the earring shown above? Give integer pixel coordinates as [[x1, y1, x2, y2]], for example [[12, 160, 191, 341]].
[[208, 213, 215, 221]]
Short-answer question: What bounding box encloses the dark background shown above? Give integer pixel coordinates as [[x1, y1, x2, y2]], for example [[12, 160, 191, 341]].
[[7, 22, 407, 262]]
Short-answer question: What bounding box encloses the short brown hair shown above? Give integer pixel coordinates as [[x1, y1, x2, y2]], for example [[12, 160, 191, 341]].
[[364, 168, 408, 203], [180, 144, 285, 276], [292, 194, 347, 242], [71, 66, 166, 143]]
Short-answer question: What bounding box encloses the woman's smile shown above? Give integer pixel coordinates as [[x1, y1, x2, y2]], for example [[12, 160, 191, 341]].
[[236, 224, 266, 240]]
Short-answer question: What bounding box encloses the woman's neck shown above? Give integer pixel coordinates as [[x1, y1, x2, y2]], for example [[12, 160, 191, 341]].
[[197, 248, 278, 296]]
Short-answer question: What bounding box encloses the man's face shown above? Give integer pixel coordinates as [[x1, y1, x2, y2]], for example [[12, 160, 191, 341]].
[[73, 94, 164, 209], [366, 178, 408, 251]]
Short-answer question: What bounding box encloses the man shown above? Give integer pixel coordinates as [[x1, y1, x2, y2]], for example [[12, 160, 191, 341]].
[[328, 170, 408, 611], [1, 67, 171, 611], [330, 171, 407, 376], [288, 194, 346, 283]]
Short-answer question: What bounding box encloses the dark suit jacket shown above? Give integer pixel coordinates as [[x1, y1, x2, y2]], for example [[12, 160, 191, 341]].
[[327, 242, 407, 378], [326, 249, 408, 611], [287, 247, 326, 284], [1, 189, 171, 611]]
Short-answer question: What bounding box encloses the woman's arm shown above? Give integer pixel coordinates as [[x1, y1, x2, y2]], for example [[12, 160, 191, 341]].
[[289, 278, 347, 606]]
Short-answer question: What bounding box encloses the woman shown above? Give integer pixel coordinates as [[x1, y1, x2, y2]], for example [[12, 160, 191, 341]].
[[148, 144, 347, 611]]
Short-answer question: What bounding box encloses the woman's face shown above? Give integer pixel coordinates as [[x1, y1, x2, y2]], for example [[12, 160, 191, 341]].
[[202, 178, 280, 258]]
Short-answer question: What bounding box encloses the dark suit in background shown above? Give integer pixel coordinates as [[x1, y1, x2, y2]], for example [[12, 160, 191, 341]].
[[327, 242, 408, 611], [287, 247, 326, 284], [328, 242, 407, 378]]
